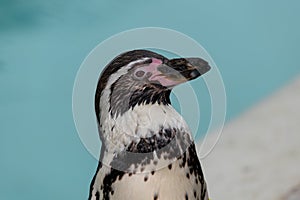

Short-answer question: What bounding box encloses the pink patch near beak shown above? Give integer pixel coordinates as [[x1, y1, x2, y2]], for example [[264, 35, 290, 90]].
[[136, 58, 185, 87]]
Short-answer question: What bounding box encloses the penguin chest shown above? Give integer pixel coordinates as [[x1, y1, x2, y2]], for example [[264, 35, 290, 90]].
[[106, 160, 206, 200]]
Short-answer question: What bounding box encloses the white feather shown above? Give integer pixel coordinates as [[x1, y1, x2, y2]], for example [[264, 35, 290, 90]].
[[101, 103, 191, 157]]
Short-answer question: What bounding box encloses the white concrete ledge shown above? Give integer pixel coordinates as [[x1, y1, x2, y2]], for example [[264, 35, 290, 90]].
[[199, 76, 300, 200]]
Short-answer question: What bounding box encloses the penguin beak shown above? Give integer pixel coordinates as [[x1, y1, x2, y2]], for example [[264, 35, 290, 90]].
[[150, 58, 211, 87]]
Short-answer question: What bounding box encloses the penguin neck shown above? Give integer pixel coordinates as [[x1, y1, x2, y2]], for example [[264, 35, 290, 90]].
[[108, 85, 172, 119], [99, 103, 191, 155]]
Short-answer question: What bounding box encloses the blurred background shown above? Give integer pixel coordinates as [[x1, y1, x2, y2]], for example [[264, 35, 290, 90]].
[[0, 0, 299, 199]]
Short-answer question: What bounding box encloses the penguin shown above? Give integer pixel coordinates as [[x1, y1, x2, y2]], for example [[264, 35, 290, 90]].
[[89, 49, 211, 200]]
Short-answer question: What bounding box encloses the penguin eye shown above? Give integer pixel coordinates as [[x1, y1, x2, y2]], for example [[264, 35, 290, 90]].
[[135, 70, 145, 78]]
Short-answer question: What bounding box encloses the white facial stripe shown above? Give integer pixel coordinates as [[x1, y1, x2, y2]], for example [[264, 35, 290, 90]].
[[99, 57, 151, 122], [105, 57, 151, 91]]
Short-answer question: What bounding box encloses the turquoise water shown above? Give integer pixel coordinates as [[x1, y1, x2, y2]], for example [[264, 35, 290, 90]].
[[1, 0, 300, 199]]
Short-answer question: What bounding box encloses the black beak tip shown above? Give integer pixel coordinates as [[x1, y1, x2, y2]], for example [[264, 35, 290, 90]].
[[190, 62, 211, 79], [201, 63, 211, 74], [186, 58, 211, 75], [168, 57, 211, 81]]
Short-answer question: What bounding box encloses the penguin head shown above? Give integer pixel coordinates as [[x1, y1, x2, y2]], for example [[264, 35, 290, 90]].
[[95, 49, 210, 121]]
